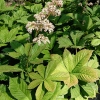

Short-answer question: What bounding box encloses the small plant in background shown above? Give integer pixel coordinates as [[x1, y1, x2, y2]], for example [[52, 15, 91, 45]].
[[0, 0, 100, 100]]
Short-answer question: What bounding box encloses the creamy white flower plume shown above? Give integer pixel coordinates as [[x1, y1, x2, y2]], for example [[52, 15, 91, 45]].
[[32, 34, 50, 45]]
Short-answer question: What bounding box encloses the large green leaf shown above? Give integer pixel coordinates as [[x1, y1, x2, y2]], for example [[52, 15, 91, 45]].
[[0, 28, 17, 43], [29, 43, 46, 60], [71, 85, 80, 98], [81, 83, 98, 98], [64, 74, 78, 87], [9, 78, 32, 100], [44, 80, 56, 91], [31, 4, 43, 13], [75, 95, 88, 100], [0, 65, 22, 73], [95, 31, 100, 38], [37, 65, 45, 78], [91, 39, 100, 46], [7, 52, 21, 59], [86, 59, 99, 68], [74, 49, 93, 68], [28, 79, 43, 89], [0, 14, 13, 27], [83, 16, 93, 30], [10, 41, 25, 55], [48, 72, 69, 81], [35, 83, 45, 100], [73, 67, 98, 82], [24, 43, 32, 56], [29, 72, 43, 80], [57, 35, 73, 48], [50, 54, 68, 74], [0, 92, 13, 100], [13, 9, 27, 20], [70, 31, 84, 48], [63, 49, 74, 72], [58, 13, 72, 24], [45, 61, 58, 78]]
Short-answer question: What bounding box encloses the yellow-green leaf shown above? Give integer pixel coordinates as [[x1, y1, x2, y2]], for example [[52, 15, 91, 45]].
[[64, 74, 78, 88], [63, 49, 74, 72], [28, 79, 42, 89], [74, 49, 93, 68], [35, 83, 44, 100], [73, 67, 98, 82], [29, 72, 43, 80], [44, 80, 56, 91]]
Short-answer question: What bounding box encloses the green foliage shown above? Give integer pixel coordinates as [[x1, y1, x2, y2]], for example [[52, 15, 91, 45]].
[[0, 0, 100, 100], [9, 77, 32, 100]]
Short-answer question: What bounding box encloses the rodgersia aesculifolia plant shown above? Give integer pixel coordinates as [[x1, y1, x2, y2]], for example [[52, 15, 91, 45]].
[[1, 0, 100, 100], [26, 0, 63, 45]]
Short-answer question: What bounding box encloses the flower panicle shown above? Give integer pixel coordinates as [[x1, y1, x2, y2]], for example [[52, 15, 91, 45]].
[[26, 0, 63, 45]]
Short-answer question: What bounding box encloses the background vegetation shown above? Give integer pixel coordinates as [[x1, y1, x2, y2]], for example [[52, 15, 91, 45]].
[[0, 0, 100, 100]]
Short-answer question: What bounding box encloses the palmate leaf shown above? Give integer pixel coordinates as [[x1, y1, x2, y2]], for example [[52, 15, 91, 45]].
[[74, 49, 93, 68], [63, 49, 74, 72], [9, 78, 32, 100], [70, 31, 84, 48], [57, 35, 73, 48], [73, 67, 98, 82], [0, 28, 18, 43], [31, 4, 43, 13]]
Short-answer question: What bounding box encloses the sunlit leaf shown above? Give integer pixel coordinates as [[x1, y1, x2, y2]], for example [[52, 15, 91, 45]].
[[91, 39, 100, 46], [71, 85, 80, 98], [44, 80, 56, 91], [63, 49, 74, 72], [28, 79, 43, 89], [74, 49, 93, 68], [73, 67, 98, 82], [36, 83, 45, 100], [29, 72, 43, 80], [64, 74, 78, 87]]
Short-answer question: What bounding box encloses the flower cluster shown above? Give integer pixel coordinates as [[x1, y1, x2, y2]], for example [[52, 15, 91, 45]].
[[33, 34, 50, 45], [26, 19, 54, 34], [26, 0, 63, 45]]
